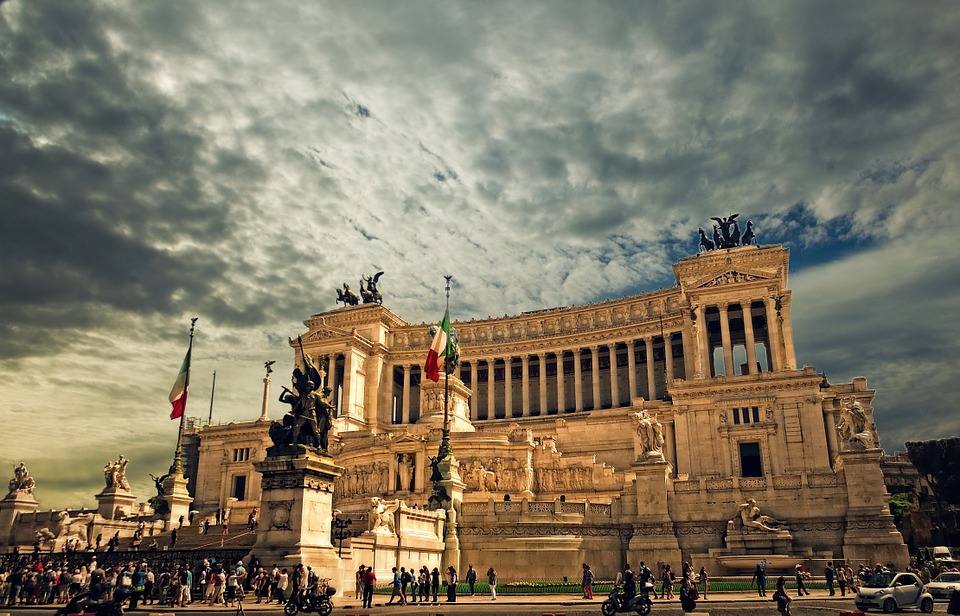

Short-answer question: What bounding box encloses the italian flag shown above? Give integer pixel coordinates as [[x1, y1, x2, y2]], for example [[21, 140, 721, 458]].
[[424, 309, 451, 382], [169, 343, 193, 420]]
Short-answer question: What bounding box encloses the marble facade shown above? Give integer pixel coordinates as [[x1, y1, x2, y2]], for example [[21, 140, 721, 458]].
[[186, 243, 906, 579]]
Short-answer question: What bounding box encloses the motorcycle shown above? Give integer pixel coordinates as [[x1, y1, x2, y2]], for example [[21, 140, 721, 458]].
[[283, 584, 336, 616], [54, 591, 124, 616], [601, 581, 653, 616]]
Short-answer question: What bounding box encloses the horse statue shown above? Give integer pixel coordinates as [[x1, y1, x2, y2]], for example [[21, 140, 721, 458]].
[[741, 220, 756, 245], [731, 219, 742, 246], [698, 227, 715, 253], [360, 271, 384, 304], [336, 283, 360, 306]]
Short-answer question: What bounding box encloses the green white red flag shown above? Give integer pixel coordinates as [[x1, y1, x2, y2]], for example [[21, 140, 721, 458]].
[[424, 309, 451, 382], [169, 341, 193, 419]]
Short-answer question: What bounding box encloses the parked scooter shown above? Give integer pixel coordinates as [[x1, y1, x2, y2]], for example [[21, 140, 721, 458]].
[[54, 591, 124, 616], [601, 577, 653, 615], [283, 583, 336, 616]]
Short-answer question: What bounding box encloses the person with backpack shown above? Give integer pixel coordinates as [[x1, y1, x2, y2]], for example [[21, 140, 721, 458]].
[[581, 563, 594, 600], [465, 565, 477, 596], [774, 576, 792, 616]]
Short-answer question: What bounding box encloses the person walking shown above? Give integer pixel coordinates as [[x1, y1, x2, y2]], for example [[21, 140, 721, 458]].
[[698, 566, 709, 599], [794, 564, 810, 596], [387, 567, 404, 605], [752, 562, 767, 597], [487, 566, 498, 601], [465, 565, 477, 596], [445, 566, 458, 602], [581, 563, 594, 600], [825, 562, 836, 596], [774, 576, 792, 616], [430, 567, 440, 602], [661, 564, 674, 600]]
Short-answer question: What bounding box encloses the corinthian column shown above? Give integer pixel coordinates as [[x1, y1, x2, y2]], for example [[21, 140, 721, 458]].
[[521, 355, 531, 417], [609, 343, 620, 407], [556, 351, 566, 413], [573, 348, 583, 412], [504, 357, 514, 418], [718, 303, 735, 376], [645, 337, 657, 400], [591, 346, 601, 409]]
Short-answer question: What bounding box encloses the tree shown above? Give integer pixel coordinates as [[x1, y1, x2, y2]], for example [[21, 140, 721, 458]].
[[906, 438, 960, 543]]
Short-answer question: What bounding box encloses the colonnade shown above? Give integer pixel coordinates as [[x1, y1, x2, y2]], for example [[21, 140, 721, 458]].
[[695, 297, 789, 378], [390, 333, 688, 424]]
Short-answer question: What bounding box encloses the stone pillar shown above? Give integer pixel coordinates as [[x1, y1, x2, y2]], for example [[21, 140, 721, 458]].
[[556, 351, 566, 413], [327, 354, 339, 414], [260, 375, 272, 421], [836, 449, 909, 568], [742, 303, 758, 374], [645, 338, 657, 400], [764, 298, 784, 371], [416, 373, 475, 432], [341, 351, 356, 419], [781, 299, 796, 369], [824, 410, 840, 464], [627, 341, 638, 400], [401, 364, 411, 424], [573, 349, 584, 412], [521, 356, 531, 417], [627, 458, 682, 567], [695, 304, 707, 378], [96, 486, 137, 521], [161, 473, 193, 530], [609, 344, 620, 407], [664, 421, 677, 477], [663, 334, 674, 387], [504, 357, 514, 418], [718, 303, 735, 376], [486, 358, 496, 420], [538, 354, 548, 416], [252, 450, 346, 590], [0, 491, 39, 543], [591, 346, 601, 409], [470, 362, 479, 419]]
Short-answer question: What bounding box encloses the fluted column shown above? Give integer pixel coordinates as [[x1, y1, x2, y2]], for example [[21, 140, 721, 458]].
[[486, 358, 496, 420], [521, 355, 531, 417], [695, 304, 707, 378], [573, 349, 584, 412], [470, 361, 479, 418], [743, 302, 758, 374], [781, 299, 796, 369], [539, 354, 548, 415], [718, 303, 735, 376], [609, 343, 620, 407], [556, 351, 566, 413], [764, 298, 783, 371], [401, 364, 411, 424], [665, 421, 677, 477], [590, 346, 601, 409], [664, 334, 674, 387], [645, 337, 657, 400], [327, 354, 339, 414], [627, 341, 637, 400], [504, 357, 514, 418]]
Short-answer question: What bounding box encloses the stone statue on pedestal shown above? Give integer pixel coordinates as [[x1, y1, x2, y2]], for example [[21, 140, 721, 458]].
[[837, 397, 880, 450], [103, 455, 131, 491], [7, 461, 35, 496], [370, 497, 400, 534], [633, 408, 665, 458], [733, 498, 786, 532]]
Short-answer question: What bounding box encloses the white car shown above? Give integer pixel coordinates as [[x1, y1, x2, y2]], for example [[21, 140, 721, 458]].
[[855, 572, 934, 613], [925, 571, 960, 601]]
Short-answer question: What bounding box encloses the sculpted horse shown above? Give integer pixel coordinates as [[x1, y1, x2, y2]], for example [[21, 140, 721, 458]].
[[741, 220, 756, 246], [698, 227, 715, 253], [336, 283, 360, 306]]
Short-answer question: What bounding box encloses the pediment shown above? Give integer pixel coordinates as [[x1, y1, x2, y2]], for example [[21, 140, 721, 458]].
[[694, 269, 772, 289], [301, 323, 353, 342]]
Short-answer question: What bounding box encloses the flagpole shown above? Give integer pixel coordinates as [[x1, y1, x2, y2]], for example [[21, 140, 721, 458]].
[[170, 317, 198, 475], [438, 275, 453, 460]]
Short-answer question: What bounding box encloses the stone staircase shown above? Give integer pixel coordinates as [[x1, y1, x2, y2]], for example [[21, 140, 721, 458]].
[[163, 523, 258, 550]]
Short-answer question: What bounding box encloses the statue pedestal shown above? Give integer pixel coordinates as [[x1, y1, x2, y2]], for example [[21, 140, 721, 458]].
[[0, 491, 39, 541], [417, 374, 474, 432], [96, 487, 136, 520], [837, 448, 909, 567], [627, 458, 681, 567], [252, 449, 345, 593], [161, 473, 193, 530], [723, 525, 794, 553]]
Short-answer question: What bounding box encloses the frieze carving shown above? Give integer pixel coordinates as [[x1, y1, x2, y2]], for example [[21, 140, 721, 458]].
[[698, 270, 770, 288], [633, 523, 675, 536], [333, 461, 390, 499], [459, 457, 533, 493], [458, 525, 631, 537], [534, 465, 593, 492], [845, 519, 895, 530], [807, 473, 839, 487], [676, 522, 726, 536]]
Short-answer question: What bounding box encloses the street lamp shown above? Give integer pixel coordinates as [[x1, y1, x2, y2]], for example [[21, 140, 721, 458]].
[[333, 515, 360, 558]]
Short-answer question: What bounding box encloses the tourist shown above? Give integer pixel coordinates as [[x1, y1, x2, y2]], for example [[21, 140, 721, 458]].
[[581, 563, 593, 600], [170, 528, 178, 548], [445, 566, 458, 602], [400, 566, 411, 602], [623, 564, 636, 600], [431, 567, 440, 602], [751, 562, 767, 597], [178, 564, 192, 608], [774, 576, 792, 616], [143, 565, 155, 605], [837, 562, 847, 596], [487, 566, 498, 601], [276, 567, 288, 602], [387, 566, 404, 605], [638, 562, 654, 599], [354, 565, 364, 600], [419, 566, 429, 602], [698, 566, 709, 599], [794, 564, 810, 596], [361, 566, 376, 609], [661, 564, 674, 600], [409, 568, 419, 603], [845, 563, 857, 593], [825, 561, 835, 596], [465, 564, 477, 595]]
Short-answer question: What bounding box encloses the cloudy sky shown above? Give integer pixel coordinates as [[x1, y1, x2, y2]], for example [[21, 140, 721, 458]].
[[2, 1, 959, 509]]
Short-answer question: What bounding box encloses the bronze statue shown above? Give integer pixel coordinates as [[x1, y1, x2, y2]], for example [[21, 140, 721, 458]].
[[698, 227, 715, 253], [360, 271, 384, 304], [336, 283, 360, 306], [697, 215, 757, 252], [710, 213, 741, 248], [741, 220, 756, 245], [148, 473, 171, 516], [269, 348, 333, 454]]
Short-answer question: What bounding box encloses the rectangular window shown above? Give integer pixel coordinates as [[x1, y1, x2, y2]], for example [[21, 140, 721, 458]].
[[232, 475, 247, 501], [739, 442, 763, 477], [752, 407, 760, 423], [733, 409, 740, 425]]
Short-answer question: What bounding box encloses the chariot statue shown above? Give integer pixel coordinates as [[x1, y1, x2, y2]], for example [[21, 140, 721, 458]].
[[336, 283, 360, 306], [360, 271, 384, 304]]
